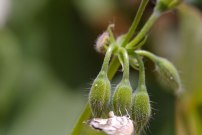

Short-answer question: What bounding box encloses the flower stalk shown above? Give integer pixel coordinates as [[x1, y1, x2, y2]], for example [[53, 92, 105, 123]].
[[122, 0, 149, 47], [70, 0, 181, 133]]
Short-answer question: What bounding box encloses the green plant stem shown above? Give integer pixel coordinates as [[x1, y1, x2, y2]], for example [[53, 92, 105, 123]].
[[70, 7, 160, 135], [101, 45, 114, 72], [119, 48, 130, 80], [70, 104, 91, 135], [107, 24, 116, 43], [70, 60, 120, 135], [122, 0, 149, 47], [129, 36, 148, 50], [132, 52, 146, 89], [109, 0, 152, 79], [70, 46, 119, 135], [126, 12, 160, 49], [135, 50, 157, 61], [107, 56, 121, 79]]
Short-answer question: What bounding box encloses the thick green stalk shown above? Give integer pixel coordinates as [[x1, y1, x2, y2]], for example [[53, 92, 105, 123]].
[[126, 12, 160, 49], [70, 49, 119, 135], [133, 52, 146, 90], [70, 104, 91, 135], [71, 47, 117, 135], [101, 45, 114, 72], [135, 50, 157, 61], [122, 0, 149, 47], [132, 36, 148, 50], [119, 48, 130, 80], [107, 0, 151, 82], [70, 6, 160, 135], [108, 56, 121, 79]]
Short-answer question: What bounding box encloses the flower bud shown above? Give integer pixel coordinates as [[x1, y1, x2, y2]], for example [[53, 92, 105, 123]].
[[132, 86, 151, 133], [155, 0, 182, 13], [89, 71, 111, 117], [95, 32, 109, 53], [155, 57, 182, 95], [112, 79, 132, 115]]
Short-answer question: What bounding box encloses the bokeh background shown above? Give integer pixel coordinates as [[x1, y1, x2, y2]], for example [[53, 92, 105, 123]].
[[0, 0, 202, 135]]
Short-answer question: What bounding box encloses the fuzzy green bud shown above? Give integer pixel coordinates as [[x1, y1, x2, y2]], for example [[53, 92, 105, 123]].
[[89, 71, 111, 117], [155, 0, 182, 13], [135, 50, 182, 95], [155, 57, 182, 95], [132, 85, 151, 133], [112, 79, 132, 115]]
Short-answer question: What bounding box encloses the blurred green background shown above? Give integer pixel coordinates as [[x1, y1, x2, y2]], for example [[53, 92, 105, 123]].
[[0, 0, 202, 135]]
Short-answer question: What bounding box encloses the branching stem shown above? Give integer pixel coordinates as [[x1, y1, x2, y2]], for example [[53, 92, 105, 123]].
[[101, 45, 115, 72], [122, 0, 149, 47], [132, 52, 146, 90], [135, 50, 157, 61], [70, 3, 161, 135], [126, 12, 160, 49], [119, 48, 130, 80]]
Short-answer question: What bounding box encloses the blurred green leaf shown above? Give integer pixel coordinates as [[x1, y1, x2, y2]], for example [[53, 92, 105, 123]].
[[0, 28, 21, 123], [7, 82, 86, 135]]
